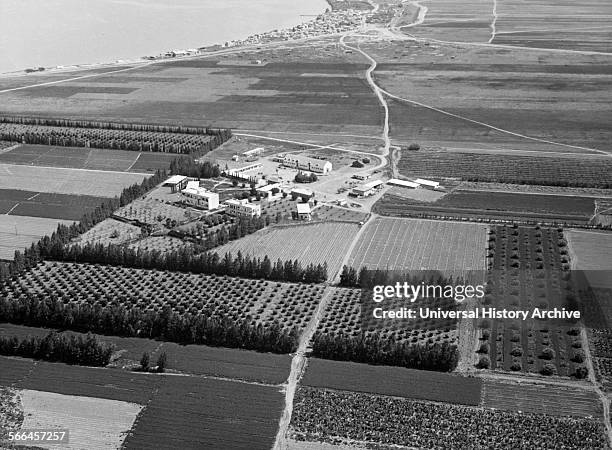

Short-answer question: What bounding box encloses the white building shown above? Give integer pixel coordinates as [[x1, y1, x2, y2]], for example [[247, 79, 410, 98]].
[[242, 147, 264, 158], [296, 203, 312, 221], [415, 178, 441, 189], [388, 179, 421, 189], [351, 180, 383, 197], [283, 154, 332, 174], [290, 188, 315, 201], [225, 199, 261, 218], [256, 183, 282, 199], [163, 175, 189, 193], [181, 181, 219, 210]]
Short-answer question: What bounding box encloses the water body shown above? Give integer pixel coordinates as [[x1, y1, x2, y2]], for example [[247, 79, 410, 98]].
[[0, 0, 329, 74]]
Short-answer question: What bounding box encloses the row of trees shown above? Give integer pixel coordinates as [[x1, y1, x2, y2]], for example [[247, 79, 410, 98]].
[[0, 332, 114, 367], [44, 241, 328, 283], [312, 332, 459, 372], [0, 295, 298, 354], [173, 215, 270, 249], [0, 115, 232, 137], [339, 265, 459, 290]]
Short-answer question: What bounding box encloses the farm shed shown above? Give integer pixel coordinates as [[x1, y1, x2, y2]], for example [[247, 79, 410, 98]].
[[291, 188, 315, 201], [296, 203, 312, 221], [181, 181, 220, 210], [243, 147, 264, 157], [257, 183, 282, 199], [388, 179, 421, 189], [351, 180, 383, 197], [415, 178, 441, 189], [283, 154, 332, 174], [163, 175, 188, 193]]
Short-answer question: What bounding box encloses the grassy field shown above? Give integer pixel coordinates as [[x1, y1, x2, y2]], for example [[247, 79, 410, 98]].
[[566, 230, 612, 274], [0, 215, 74, 260], [0, 144, 176, 172], [346, 217, 487, 278], [301, 358, 482, 405], [0, 163, 148, 197], [215, 222, 359, 280], [0, 188, 106, 220]]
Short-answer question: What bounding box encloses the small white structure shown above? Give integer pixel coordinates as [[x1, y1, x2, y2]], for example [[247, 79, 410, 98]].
[[351, 180, 383, 197], [415, 178, 440, 189], [296, 203, 312, 221], [290, 188, 315, 201], [388, 178, 421, 189], [181, 181, 219, 210], [242, 147, 264, 158], [225, 199, 261, 217], [283, 154, 332, 174], [163, 175, 189, 193], [256, 183, 282, 199], [352, 173, 371, 181]]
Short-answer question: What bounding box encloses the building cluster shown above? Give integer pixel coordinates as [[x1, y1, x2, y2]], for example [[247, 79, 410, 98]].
[[222, 10, 364, 47]]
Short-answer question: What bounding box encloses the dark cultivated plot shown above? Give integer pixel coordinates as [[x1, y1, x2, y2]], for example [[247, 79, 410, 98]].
[[22, 86, 139, 98], [302, 358, 482, 406], [123, 376, 283, 450], [0, 188, 106, 221]]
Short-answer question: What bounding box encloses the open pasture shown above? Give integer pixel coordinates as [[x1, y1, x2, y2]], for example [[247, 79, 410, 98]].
[[397, 150, 612, 188], [291, 387, 607, 449], [71, 218, 142, 247], [2, 261, 324, 333], [0, 188, 106, 221], [491, 0, 612, 52], [481, 379, 602, 418], [0, 144, 176, 172], [566, 230, 612, 274], [215, 222, 359, 279], [0, 60, 381, 138], [0, 163, 148, 197], [0, 215, 74, 260], [113, 198, 199, 226], [19, 389, 142, 450], [347, 217, 487, 278], [302, 357, 482, 405], [312, 205, 369, 223], [127, 235, 193, 254]]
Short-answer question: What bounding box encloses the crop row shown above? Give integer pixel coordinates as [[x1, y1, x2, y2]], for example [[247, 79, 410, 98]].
[[291, 387, 606, 449], [397, 151, 612, 188]]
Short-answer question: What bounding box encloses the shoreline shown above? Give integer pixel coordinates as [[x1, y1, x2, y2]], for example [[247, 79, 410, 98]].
[[0, 0, 370, 79]]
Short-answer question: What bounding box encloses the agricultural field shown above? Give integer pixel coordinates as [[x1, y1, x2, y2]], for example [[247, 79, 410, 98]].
[[375, 191, 595, 225], [347, 217, 487, 279], [311, 205, 369, 223], [215, 222, 359, 279], [1, 261, 324, 333], [0, 357, 284, 449], [396, 150, 612, 188], [302, 358, 482, 405], [316, 287, 459, 347], [290, 387, 607, 449], [113, 198, 200, 226], [0, 188, 105, 221], [481, 378, 602, 418], [71, 218, 142, 247], [0, 323, 292, 384], [0, 215, 74, 260], [566, 230, 612, 275], [0, 144, 176, 172], [19, 390, 142, 450], [0, 163, 148, 197], [481, 225, 588, 377], [127, 235, 193, 254]]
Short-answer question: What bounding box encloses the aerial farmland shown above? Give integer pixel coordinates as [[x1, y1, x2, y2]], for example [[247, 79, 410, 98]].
[[0, 0, 611, 448]]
